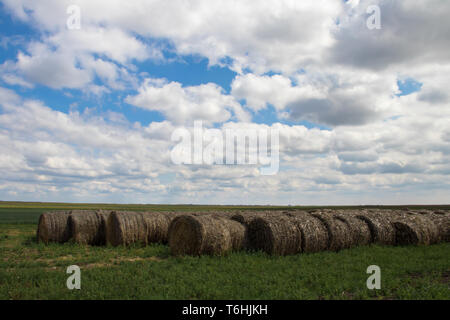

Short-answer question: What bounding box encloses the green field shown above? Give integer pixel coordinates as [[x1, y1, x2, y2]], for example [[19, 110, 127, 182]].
[[0, 202, 449, 300]]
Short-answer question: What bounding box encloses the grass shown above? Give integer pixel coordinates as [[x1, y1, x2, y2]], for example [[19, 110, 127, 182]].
[[0, 202, 449, 300]]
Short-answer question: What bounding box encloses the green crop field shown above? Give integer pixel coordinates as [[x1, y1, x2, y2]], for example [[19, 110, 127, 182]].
[[0, 202, 449, 300]]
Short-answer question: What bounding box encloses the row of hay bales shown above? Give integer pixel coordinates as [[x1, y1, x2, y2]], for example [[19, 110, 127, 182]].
[[37, 210, 114, 245], [36, 210, 235, 245], [168, 209, 450, 256], [36, 209, 449, 256]]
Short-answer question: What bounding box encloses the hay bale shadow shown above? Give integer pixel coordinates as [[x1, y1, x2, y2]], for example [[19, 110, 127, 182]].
[[22, 234, 38, 246]]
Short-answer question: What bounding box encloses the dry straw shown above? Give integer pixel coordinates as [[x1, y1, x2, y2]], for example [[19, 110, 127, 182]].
[[355, 211, 396, 245], [230, 211, 286, 226], [70, 210, 111, 245], [427, 212, 450, 242], [286, 212, 329, 253], [392, 214, 440, 245], [405, 210, 449, 243], [311, 212, 353, 251], [168, 214, 246, 255], [414, 210, 449, 242], [334, 212, 372, 247], [230, 211, 284, 249], [231, 212, 264, 226], [247, 215, 302, 255], [37, 211, 72, 244], [106, 211, 174, 246]]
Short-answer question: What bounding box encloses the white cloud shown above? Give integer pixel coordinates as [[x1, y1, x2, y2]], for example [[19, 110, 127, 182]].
[[1, 72, 450, 204], [1, 73, 34, 88], [2, 0, 341, 75], [1, 1, 450, 204], [126, 79, 250, 125], [232, 68, 399, 126], [330, 0, 450, 70], [231, 74, 306, 112], [15, 42, 92, 89], [47, 27, 154, 64], [3, 22, 157, 90]]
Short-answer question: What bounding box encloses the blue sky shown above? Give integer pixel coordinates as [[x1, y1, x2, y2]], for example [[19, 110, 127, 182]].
[[0, 2, 425, 129], [0, 6, 238, 125], [396, 78, 423, 97], [1, 3, 423, 130], [0, 0, 449, 205]]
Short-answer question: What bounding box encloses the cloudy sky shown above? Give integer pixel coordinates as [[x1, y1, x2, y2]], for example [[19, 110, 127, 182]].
[[0, 0, 449, 205]]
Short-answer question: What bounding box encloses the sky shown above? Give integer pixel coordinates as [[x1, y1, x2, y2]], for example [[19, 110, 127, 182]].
[[0, 0, 449, 205]]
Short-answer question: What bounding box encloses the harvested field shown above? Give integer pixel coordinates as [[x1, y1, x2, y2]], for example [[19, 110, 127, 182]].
[[168, 214, 246, 256], [2, 221, 449, 300], [4, 202, 450, 300]]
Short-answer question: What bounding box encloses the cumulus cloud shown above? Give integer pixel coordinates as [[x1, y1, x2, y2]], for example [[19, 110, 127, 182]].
[[2, 21, 158, 90], [1, 73, 34, 88], [1, 84, 450, 204], [1, 0, 341, 75], [1, 1, 449, 204], [126, 78, 250, 125], [0, 87, 172, 200], [15, 42, 92, 89], [330, 0, 450, 70], [232, 68, 398, 126]]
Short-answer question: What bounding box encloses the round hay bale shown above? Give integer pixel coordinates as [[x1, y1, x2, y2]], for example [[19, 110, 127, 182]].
[[230, 213, 253, 249], [415, 210, 434, 215], [70, 210, 112, 245], [311, 213, 353, 251], [393, 214, 440, 245], [227, 218, 248, 251], [37, 211, 71, 244], [215, 211, 240, 218], [230, 211, 283, 226], [284, 210, 312, 217], [355, 212, 396, 245], [168, 215, 245, 256], [247, 215, 301, 255], [419, 213, 450, 242], [335, 213, 372, 247], [290, 213, 329, 253], [231, 213, 261, 226], [106, 211, 147, 246], [231, 211, 284, 250], [106, 211, 173, 246], [142, 212, 173, 244]]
